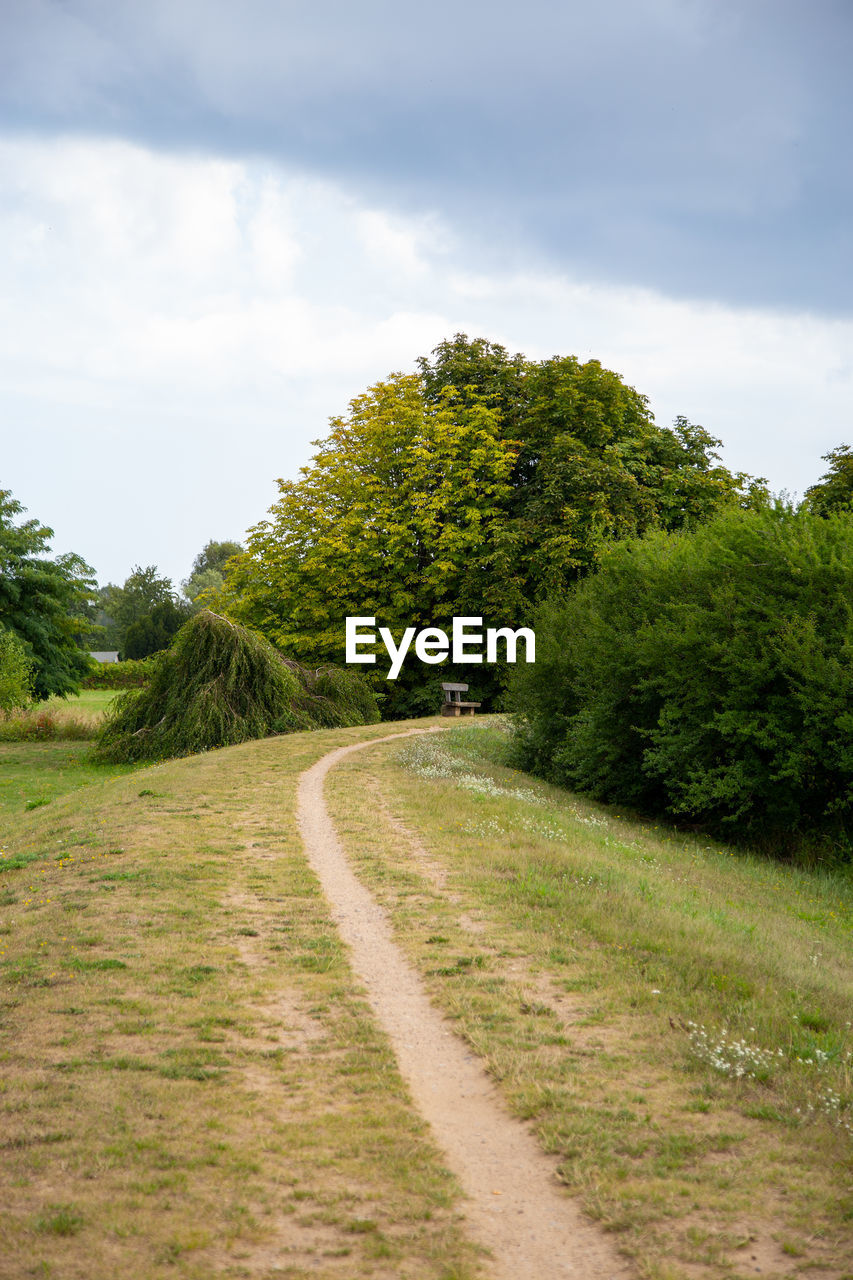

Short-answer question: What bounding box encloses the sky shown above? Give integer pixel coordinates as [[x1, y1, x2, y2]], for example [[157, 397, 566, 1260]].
[[2, 0, 852, 588]]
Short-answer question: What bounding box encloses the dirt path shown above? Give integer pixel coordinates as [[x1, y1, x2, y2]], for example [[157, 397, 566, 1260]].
[[297, 729, 631, 1280]]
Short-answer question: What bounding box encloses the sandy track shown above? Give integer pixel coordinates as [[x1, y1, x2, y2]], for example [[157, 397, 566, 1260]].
[[297, 729, 630, 1280]]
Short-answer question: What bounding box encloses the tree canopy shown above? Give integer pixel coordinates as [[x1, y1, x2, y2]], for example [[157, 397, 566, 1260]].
[[223, 337, 765, 715], [0, 489, 95, 699], [223, 372, 521, 712], [418, 334, 766, 591], [183, 539, 244, 606], [97, 565, 184, 655], [804, 444, 853, 516], [123, 599, 189, 660]]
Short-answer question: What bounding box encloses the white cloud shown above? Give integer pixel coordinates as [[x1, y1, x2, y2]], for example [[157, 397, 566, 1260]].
[[1, 134, 850, 584]]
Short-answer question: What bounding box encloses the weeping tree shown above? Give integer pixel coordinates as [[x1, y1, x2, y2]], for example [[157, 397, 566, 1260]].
[[95, 610, 379, 763]]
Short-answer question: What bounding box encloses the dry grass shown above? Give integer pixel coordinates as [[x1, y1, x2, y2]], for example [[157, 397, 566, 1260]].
[[326, 720, 853, 1280], [0, 692, 119, 743], [0, 722, 480, 1279]]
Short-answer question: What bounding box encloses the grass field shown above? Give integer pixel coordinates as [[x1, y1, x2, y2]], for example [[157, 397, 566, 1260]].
[[327, 722, 853, 1279], [0, 721, 480, 1280], [42, 689, 120, 724], [0, 742, 135, 819], [1, 718, 851, 1279]]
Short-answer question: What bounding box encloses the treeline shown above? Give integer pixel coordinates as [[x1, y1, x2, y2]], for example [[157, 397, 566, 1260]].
[[81, 542, 244, 660], [0, 487, 250, 710], [5, 333, 853, 858], [215, 333, 853, 860], [510, 504, 853, 863]]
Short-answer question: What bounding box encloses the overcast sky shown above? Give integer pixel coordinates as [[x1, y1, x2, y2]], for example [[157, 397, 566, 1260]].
[[2, 0, 852, 587]]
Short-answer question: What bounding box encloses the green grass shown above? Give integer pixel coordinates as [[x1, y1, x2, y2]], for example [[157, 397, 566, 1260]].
[[0, 742, 136, 820], [326, 719, 853, 1280], [0, 720, 480, 1280], [4, 713, 851, 1279], [44, 689, 120, 721]]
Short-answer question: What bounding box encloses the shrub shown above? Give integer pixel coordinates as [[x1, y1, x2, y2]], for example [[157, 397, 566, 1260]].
[[95, 611, 379, 763], [81, 657, 160, 689], [295, 663, 384, 728], [0, 625, 33, 713], [510, 505, 853, 863]]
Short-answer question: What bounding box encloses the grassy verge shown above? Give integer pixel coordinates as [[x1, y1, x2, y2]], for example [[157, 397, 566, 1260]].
[[327, 720, 853, 1280], [0, 721, 479, 1279]]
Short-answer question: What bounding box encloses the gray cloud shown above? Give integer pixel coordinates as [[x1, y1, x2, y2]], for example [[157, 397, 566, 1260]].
[[2, 0, 851, 311]]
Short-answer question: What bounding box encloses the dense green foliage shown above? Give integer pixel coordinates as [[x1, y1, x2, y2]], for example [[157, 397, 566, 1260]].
[[0, 625, 33, 712], [0, 489, 95, 699], [96, 565, 182, 654], [419, 336, 766, 591], [124, 599, 188, 659], [81, 656, 161, 689], [804, 445, 853, 516], [511, 505, 853, 862], [223, 372, 519, 715], [223, 336, 762, 716], [95, 611, 379, 763]]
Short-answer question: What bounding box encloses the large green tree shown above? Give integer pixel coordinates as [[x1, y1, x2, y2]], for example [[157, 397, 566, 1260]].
[[224, 338, 764, 715], [99, 565, 180, 654], [419, 334, 766, 594], [804, 445, 853, 516], [182, 539, 244, 607], [0, 489, 96, 698], [223, 373, 520, 713]]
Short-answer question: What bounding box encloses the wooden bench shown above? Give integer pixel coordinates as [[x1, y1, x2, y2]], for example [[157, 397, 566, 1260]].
[[441, 682, 481, 717]]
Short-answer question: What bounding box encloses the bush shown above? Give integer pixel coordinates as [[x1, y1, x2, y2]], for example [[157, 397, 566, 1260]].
[[95, 611, 380, 763], [81, 657, 161, 689], [510, 505, 853, 863], [0, 625, 33, 712], [295, 663, 384, 728]]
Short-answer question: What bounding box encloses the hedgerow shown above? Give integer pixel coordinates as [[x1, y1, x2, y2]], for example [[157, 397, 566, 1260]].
[[81, 657, 160, 689], [510, 505, 853, 863]]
